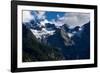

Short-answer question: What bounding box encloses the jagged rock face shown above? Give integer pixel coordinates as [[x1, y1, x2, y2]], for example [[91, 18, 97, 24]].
[[22, 24, 65, 62], [23, 16, 90, 60], [60, 27, 74, 46], [25, 20, 74, 47]]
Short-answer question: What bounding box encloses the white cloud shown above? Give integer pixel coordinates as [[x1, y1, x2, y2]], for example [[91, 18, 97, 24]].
[[34, 11, 46, 20], [22, 11, 34, 23], [52, 16, 65, 27], [22, 11, 90, 29], [63, 13, 90, 28], [54, 20, 65, 27], [22, 11, 46, 27], [55, 12, 90, 28]]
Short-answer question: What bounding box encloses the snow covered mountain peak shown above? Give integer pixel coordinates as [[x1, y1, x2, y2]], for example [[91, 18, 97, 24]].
[[22, 11, 90, 44], [29, 19, 56, 40], [30, 28, 55, 41], [40, 19, 48, 26]]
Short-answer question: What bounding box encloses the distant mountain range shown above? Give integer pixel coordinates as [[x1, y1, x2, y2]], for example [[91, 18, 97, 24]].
[[22, 18, 90, 62]]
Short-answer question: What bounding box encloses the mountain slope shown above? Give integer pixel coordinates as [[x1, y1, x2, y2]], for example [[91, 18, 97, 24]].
[[22, 24, 65, 62], [23, 17, 90, 60]]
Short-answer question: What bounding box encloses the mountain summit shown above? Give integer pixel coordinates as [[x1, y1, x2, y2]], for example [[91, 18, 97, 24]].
[[22, 11, 90, 61]]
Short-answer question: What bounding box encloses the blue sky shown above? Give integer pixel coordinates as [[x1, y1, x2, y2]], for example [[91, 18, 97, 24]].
[[45, 11, 65, 21], [23, 10, 90, 28], [30, 11, 65, 21]]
